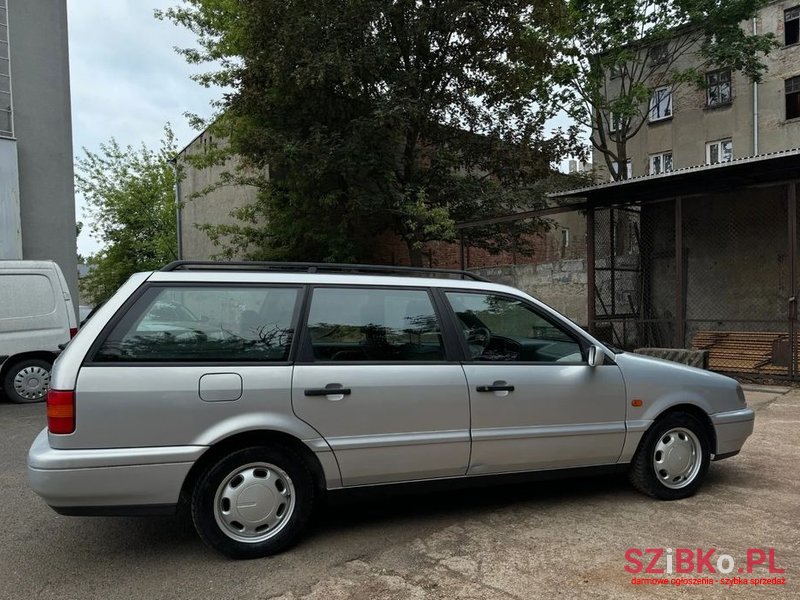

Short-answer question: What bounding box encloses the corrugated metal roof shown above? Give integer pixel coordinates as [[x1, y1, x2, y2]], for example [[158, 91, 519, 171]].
[[547, 148, 800, 206]]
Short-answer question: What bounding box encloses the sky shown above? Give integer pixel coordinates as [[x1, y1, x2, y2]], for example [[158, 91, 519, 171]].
[[68, 0, 219, 255]]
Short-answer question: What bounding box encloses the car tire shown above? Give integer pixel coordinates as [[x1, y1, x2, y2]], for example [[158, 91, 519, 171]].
[[629, 412, 711, 500], [2, 358, 53, 404], [191, 444, 315, 559]]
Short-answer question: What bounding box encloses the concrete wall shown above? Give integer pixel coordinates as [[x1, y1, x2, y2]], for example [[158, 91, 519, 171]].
[[594, 0, 800, 179], [472, 259, 588, 326], [178, 130, 263, 260], [7, 0, 77, 306], [0, 138, 21, 257]]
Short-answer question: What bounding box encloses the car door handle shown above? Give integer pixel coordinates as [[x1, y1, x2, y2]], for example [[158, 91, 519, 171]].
[[476, 384, 515, 392], [304, 386, 352, 397]]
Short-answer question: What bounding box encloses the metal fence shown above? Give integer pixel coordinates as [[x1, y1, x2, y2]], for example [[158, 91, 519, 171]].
[[455, 179, 800, 381]]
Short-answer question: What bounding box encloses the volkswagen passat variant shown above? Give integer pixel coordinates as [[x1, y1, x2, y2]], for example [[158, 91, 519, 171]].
[[28, 261, 754, 558]]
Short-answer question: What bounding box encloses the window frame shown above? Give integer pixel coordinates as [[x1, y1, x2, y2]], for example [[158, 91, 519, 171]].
[[85, 282, 305, 367], [705, 138, 733, 165], [295, 284, 462, 365], [786, 75, 800, 120], [438, 288, 592, 366], [705, 69, 732, 107], [785, 6, 800, 46], [649, 151, 673, 175], [649, 86, 673, 122]]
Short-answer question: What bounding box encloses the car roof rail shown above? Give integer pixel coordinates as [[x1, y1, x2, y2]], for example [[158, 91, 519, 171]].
[[160, 260, 490, 282]]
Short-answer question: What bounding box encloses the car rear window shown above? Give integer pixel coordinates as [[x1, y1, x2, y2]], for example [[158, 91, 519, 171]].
[[305, 287, 445, 362], [93, 285, 299, 363]]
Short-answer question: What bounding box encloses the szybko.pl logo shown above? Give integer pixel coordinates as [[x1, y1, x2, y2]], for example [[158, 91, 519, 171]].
[[625, 548, 786, 587]]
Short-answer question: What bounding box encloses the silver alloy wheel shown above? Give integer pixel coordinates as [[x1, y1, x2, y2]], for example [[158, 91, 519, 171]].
[[213, 462, 296, 543], [13, 365, 51, 401], [652, 427, 702, 489]]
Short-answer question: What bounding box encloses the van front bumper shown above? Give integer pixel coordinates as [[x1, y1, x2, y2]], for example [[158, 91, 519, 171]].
[[27, 428, 206, 515], [711, 408, 755, 459]]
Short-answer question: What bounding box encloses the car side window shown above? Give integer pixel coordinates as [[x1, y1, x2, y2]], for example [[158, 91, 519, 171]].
[[94, 286, 299, 363], [445, 291, 584, 363], [305, 287, 445, 362]]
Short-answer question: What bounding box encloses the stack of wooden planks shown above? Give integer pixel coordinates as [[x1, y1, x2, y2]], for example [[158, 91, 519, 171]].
[[691, 330, 791, 375]]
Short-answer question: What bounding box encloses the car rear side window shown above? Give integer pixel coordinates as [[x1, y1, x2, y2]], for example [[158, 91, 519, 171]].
[[305, 287, 445, 362], [94, 285, 299, 363]]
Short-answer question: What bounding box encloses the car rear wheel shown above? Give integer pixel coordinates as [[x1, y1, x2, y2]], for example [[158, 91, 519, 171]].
[[191, 444, 315, 558], [629, 412, 710, 500], [2, 358, 52, 403]]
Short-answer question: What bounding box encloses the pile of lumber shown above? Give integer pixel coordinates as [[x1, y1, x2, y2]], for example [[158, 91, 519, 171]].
[[691, 330, 791, 375]]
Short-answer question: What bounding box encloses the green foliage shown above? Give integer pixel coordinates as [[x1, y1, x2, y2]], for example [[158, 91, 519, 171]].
[[159, 1, 580, 265], [537, 0, 776, 179], [77, 125, 178, 304]]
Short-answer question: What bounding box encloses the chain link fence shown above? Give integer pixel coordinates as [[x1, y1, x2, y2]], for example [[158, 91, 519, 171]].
[[456, 180, 798, 380]]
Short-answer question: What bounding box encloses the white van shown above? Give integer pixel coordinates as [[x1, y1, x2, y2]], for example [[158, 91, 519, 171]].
[[0, 260, 77, 403]]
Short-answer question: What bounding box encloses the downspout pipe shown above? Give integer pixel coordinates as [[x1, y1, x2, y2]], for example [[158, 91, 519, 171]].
[[753, 17, 759, 155]]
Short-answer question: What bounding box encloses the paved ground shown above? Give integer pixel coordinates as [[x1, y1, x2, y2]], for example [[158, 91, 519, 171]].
[[0, 387, 797, 600]]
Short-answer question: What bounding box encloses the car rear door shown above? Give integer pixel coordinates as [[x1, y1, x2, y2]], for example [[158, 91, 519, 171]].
[[68, 283, 302, 449], [292, 285, 471, 486], [441, 289, 627, 475]]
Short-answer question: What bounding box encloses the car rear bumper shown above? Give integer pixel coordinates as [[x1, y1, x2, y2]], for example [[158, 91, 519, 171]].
[[27, 428, 204, 512], [711, 408, 755, 459]]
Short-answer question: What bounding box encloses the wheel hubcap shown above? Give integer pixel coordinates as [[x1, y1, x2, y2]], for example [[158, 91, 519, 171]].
[[653, 427, 702, 489], [213, 462, 295, 543], [13, 366, 51, 400]]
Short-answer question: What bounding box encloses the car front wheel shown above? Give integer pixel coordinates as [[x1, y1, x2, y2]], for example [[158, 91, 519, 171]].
[[191, 444, 315, 558], [629, 412, 711, 500]]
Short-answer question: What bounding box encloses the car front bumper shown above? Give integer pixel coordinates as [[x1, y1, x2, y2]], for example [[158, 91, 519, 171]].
[[27, 428, 206, 514], [711, 408, 755, 459]]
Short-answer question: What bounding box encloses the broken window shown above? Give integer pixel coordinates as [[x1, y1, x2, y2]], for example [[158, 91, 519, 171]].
[[706, 69, 732, 107]]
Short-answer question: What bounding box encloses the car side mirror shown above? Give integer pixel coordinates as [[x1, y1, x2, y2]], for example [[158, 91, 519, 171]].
[[587, 345, 605, 368]]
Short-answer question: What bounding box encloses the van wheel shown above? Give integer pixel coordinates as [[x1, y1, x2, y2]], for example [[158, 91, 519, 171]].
[[191, 445, 315, 559], [629, 412, 710, 500], [2, 358, 52, 403]]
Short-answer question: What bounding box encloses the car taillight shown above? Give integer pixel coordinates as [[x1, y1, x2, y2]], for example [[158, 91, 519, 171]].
[[69, 327, 78, 339], [47, 389, 75, 434]]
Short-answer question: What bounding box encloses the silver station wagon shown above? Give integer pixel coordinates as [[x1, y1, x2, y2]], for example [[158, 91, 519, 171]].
[[28, 262, 755, 558]]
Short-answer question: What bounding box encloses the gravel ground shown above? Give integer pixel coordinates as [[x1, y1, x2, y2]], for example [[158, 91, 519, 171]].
[[0, 387, 796, 600]]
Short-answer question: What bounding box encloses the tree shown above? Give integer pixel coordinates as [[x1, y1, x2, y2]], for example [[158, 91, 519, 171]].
[[540, 0, 776, 180], [77, 125, 179, 304], [159, 1, 581, 265]]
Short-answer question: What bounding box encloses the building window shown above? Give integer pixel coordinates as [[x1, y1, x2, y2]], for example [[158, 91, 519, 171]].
[[786, 7, 800, 46], [560, 228, 570, 257], [706, 139, 733, 164], [649, 86, 672, 122], [650, 43, 669, 66], [611, 159, 632, 179], [649, 152, 673, 175], [608, 111, 622, 133], [706, 69, 732, 107], [787, 76, 800, 120]]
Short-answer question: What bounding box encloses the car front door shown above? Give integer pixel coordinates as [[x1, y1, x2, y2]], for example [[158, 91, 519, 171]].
[[292, 286, 470, 486], [442, 290, 627, 475]]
